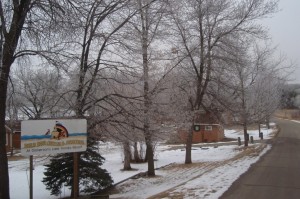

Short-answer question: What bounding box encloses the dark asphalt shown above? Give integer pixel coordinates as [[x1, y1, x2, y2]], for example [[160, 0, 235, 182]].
[[220, 119, 300, 199]]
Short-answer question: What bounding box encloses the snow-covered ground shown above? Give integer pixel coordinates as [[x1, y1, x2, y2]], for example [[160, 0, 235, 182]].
[[224, 122, 277, 140], [109, 144, 271, 199], [8, 124, 277, 199], [291, 120, 300, 123]]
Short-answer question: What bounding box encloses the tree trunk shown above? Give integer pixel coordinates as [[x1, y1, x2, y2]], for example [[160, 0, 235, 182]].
[[144, 144, 148, 162], [144, 119, 155, 175], [70, 183, 74, 198], [140, 142, 145, 162], [146, 142, 155, 176], [0, 143, 9, 199], [266, 116, 270, 129], [243, 123, 248, 147], [138, 0, 155, 176], [185, 126, 193, 164], [0, 2, 31, 198], [133, 142, 141, 163], [123, 141, 132, 170], [0, 44, 11, 199]]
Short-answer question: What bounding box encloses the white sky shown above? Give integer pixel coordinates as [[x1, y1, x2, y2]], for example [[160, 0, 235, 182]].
[[263, 0, 300, 84]]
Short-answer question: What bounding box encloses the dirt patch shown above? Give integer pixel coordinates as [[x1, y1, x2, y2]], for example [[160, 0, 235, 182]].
[[120, 168, 139, 172], [160, 162, 208, 171], [149, 191, 184, 199], [275, 109, 300, 120], [232, 144, 267, 160]]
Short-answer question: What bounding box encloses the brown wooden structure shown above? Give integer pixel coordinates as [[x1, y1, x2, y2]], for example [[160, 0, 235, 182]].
[[179, 111, 224, 143], [5, 121, 21, 152]]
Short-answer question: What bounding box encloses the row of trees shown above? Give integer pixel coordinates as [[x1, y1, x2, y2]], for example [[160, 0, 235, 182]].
[[281, 84, 300, 109], [0, 0, 289, 198]]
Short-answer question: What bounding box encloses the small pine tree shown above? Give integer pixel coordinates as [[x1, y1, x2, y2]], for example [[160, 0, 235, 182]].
[[42, 136, 113, 197]]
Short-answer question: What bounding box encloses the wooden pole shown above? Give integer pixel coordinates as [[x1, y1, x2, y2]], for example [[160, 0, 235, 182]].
[[29, 155, 33, 199], [73, 152, 79, 199]]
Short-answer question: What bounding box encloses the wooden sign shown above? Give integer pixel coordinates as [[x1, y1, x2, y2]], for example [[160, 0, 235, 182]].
[[21, 119, 87, 156]]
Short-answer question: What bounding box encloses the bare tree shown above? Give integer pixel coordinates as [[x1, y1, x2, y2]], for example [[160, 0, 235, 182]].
[[228, 44, 264, 146], [43, 1, 139, 197], [1, 0, 135, 197], [168, 0, 278, 163], [10, 67, 63, 119], [252, 72, 284, 130], [213, 42, 288, 146], [0, 1, 70, 198], [248, 46, 288, 130], [0, 2, 31, 197], [114, 0, 171, 176]]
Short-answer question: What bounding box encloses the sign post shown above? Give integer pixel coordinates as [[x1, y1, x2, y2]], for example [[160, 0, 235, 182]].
[[30, 155, 33, 199], [21, 119, 87, 198], [74, 152, 79, 199]]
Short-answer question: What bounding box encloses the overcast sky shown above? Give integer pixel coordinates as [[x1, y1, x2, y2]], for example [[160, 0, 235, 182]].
[[263, 0, 300, 84]]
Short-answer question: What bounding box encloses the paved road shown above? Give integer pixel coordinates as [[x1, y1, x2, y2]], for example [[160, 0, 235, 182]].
[[221, 119, 300, 199]]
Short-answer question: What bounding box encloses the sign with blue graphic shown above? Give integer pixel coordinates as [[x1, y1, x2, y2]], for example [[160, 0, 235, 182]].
[[21, 119, 87, 156]]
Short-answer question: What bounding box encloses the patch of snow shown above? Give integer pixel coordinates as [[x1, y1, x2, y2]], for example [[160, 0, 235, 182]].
[[109, 144, 271, 199], [173, 145, 272, 199], [9, 157, 62, 199], [291, 120, 300, 123], [225, 123, 276, 140], [9, 126, 274, 199]]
